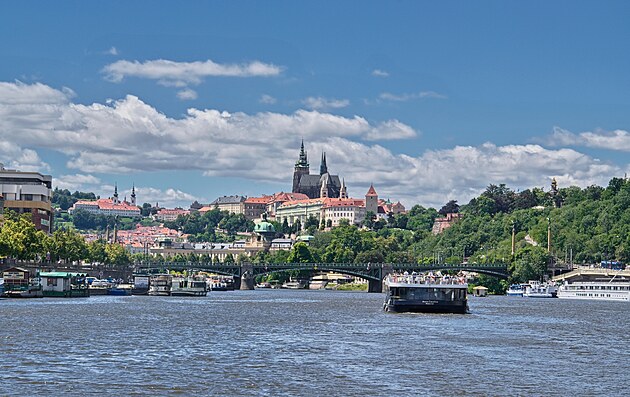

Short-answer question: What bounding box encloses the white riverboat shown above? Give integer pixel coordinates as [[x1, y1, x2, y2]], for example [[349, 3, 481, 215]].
[[523, 281, 557, 298], [506, 283, 531, 297], [557, 280, 630, 302], [148, 274, 172, 296]]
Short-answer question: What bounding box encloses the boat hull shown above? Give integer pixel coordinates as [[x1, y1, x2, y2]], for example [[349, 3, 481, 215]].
[[171, 290, 207, 297], [384, 300, 468, 314], [3, 289, 43, 298]]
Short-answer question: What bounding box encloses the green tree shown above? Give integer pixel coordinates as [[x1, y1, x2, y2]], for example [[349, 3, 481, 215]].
[[287, 242, 313, 263]]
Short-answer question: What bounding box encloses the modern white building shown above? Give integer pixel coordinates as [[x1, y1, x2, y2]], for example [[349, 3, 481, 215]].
[[0, 163, 53, 232]]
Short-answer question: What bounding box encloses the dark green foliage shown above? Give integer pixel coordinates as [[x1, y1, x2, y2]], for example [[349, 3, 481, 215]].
[[52, 188, 97, 210]]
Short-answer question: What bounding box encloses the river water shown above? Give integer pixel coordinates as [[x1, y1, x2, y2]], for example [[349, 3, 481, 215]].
[[1, 291, 628, 396]]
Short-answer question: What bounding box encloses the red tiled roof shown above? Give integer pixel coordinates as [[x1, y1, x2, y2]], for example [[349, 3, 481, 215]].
[[244, 196, 271, 204], [322, 198, 365, 208], [366, 184, 378, 196]]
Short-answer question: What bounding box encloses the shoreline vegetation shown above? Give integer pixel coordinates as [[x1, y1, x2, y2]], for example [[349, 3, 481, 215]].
[[3, 178, 630, 295]]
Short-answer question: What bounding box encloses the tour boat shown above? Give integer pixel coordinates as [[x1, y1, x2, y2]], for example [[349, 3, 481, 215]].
[[557, 280, 630, 302], [506, 283, 529, 297], [148, 274, 172, 296], [171, 276, 208, 297], [523, 281, 557, 298], [108, 284, 133, 296], [383, 272, 468, 314], [281, 279, 308, 289]]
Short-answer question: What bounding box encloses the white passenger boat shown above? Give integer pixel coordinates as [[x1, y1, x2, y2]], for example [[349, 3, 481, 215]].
[[506, 283, 529, 297], [148, 274, 172, 296], [523, 281, 557, 298], [557, 280, 630, 302]]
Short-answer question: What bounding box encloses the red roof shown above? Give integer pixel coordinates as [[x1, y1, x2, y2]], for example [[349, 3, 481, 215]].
[[244, 196, 271, 204], [322, 198, 365, 208]]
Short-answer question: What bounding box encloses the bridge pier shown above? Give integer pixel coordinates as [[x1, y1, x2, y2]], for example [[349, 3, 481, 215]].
[[367, 279, 382, 293], [239, 263, 254, 290]]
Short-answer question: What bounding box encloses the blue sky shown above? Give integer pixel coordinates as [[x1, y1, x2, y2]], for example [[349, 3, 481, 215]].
[[1, 1, 630, 208]]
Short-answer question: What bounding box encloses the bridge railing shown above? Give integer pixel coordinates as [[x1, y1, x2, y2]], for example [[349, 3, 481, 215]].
[[133, 262, 508, 270]]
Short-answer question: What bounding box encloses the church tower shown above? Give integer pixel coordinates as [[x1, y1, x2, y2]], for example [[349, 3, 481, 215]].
[[365, 184, 379, 215], [340, 178, 348, 199], [320, 173, 329, 198], [131, 184, 137, 205], [320, 152, 328, 175], [113, 183, 119, 204], [292, 139, 310, 193]]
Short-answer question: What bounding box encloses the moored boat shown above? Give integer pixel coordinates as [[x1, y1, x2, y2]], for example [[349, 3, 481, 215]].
[[557, 280, 630, 301], [132, 274, 150, 295], [506, 283, 529, 297], [40, 272, 89, 298], [171, 276, 207, 297], [148, 274, 172, 296], [2, 267, 43, 298], [523, 281, 557, 298], [384, 272, 468, 314], [108, 284, 133, 296]]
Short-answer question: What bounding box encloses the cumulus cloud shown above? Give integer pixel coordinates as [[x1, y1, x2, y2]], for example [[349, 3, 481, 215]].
[[302, 96, 350, 110], [0, 81, 74, 104], [133, 186, 201, 208], [0, 81, 622, 208], [371, 69, 389, 77], [259, 94, 277, 104], [102, 58, 283, 86], [55, 174, 102, 191], [176, 88, 198, 101], [547, 126, 630, 152], [106, 47, 119, 56], [379, 91, 447, 102], [0, 141, 49, 172]]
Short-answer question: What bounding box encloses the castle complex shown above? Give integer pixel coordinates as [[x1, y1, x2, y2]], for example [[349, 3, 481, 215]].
[[292, 140, 345, 199]]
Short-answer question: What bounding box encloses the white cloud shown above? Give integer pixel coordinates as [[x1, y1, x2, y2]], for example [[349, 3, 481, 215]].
[[302, 96, 350, 110], [55, 174, 102, 191], [379, 91, 447, 102], [107, 47, 119, 56], [0, 81, 622, 208], [0, 81, 74, 104], [371, 69, 389, 77], [547, 126, 630, 152], [0, 141, 49, 172], [133, 187, 201, 208], [176, 88, 198, 100], [259, 94, 277, 104], [102, 58, 283, 86]]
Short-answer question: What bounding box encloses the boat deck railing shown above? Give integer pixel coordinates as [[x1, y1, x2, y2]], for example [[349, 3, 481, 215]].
[[386, 273, 467, 286]]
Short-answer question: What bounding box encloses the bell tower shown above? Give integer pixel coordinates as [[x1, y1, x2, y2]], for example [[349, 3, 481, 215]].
[[292, 139, 310, 193]]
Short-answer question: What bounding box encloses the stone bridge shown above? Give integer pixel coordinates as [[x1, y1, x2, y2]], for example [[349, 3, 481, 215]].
[[134, 262, 509, 293]]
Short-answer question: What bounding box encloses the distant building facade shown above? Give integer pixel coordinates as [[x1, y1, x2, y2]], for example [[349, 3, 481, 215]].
[[431, 212, 463, 235], [209, 195, 246, 215], [153, 208, 189, 222], [70, 184, 141, 217], [0, 163, 53, 233]]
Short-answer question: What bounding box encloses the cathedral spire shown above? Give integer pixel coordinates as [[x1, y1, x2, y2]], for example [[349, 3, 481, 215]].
[[320, 152, 328, 175], [340, 178, 348, 199], [113, 182, 119, 204], [131, 183, 137, 205], [295, 139, 309, 168]]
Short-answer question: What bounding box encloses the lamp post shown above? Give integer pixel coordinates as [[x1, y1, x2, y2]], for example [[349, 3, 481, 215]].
[[547, 217, 551, 253], [511, 220, 516, 256]]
